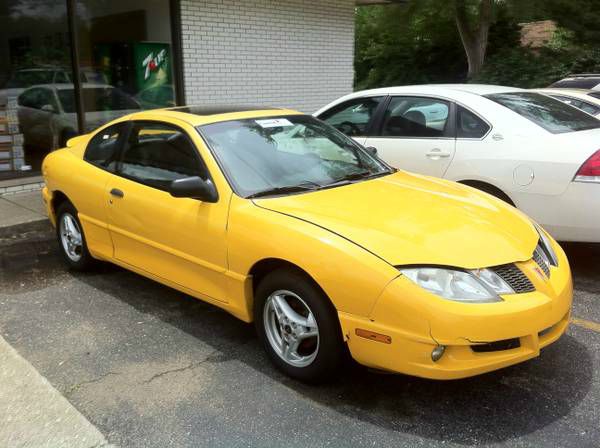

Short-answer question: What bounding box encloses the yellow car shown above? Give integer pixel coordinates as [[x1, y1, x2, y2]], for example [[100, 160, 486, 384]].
[[41, 106, 573, 382]]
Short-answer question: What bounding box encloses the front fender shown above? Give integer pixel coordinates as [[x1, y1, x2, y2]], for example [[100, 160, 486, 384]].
[[226, 195, 399, 320]]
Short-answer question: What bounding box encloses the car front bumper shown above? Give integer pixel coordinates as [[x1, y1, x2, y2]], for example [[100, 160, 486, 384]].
[[338, 242, 573, 380]]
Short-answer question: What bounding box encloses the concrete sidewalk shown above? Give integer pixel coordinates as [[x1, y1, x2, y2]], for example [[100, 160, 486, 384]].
[[0, 192, 114, 447], [0, 190, 49, 237], [0, 335, 114, 448]]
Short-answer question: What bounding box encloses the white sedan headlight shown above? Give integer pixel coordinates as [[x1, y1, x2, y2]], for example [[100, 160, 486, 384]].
[[400, 267, 514, 303]]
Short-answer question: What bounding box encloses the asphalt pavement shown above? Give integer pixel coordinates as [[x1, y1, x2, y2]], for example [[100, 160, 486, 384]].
[[1, 224, 599, 448]]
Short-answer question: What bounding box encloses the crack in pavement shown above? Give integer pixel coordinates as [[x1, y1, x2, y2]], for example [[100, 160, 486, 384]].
[[65, 371, 121, 396], [142, 350, 219, 384]]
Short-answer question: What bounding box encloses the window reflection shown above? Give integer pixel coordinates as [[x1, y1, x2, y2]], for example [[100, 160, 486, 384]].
[[0, 0, 178, 178], [76, 0, 176, 130], [1, 0, 74, 174]]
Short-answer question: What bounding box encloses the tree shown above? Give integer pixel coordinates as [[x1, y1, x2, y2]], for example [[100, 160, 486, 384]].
[[454, 0, 494, 78]]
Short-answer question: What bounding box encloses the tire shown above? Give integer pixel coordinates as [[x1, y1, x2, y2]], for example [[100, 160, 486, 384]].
[[254, 268, 344, 383], [461, 181, 515, 206], [55, 201, 95, 271]]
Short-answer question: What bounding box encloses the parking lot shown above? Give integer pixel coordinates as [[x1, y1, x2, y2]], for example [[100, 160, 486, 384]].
[[0, 226, 598, 447]]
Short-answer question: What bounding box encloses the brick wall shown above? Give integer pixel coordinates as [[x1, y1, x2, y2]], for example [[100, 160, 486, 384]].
[[180, 0, 355, 113]]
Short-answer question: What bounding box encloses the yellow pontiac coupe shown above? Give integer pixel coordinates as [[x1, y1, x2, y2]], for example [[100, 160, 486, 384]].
[[41, 106, 572, 382]]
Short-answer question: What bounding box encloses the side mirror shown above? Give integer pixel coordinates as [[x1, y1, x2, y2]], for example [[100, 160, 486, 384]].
[[365, 146, 378, 156], [41, 104, 56, 113], [169, 176, 218, 203]]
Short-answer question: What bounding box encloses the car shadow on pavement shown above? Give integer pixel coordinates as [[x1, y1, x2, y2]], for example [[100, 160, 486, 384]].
[[561, 242, 600, 293], [70, 259, 594, 447]]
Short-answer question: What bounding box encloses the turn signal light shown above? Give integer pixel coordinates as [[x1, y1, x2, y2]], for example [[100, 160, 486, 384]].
[[355, 328, 392, 344], [574, 149, 600, 183]]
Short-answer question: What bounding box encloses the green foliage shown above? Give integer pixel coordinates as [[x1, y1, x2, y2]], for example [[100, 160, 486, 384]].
[[355, 3, 466, 89], [472, 46, 600, 88], [355, 0, 600, 90]]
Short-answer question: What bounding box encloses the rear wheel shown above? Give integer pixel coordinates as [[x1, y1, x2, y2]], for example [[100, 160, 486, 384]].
[[254, 268, 344, 383], [461, 181, 515, 206], [55, 202, 95, 271]]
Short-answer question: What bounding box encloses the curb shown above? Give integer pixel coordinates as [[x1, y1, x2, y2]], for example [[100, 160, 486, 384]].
[[0, 218, 52, 240]]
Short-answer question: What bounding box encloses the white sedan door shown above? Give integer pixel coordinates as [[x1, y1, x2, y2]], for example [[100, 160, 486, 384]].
[[363, 96, 456, 177]]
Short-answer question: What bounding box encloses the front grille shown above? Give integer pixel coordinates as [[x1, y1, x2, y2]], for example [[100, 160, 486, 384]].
[[491, 263, 535, 294], [538, 325, 554, 338], [533, 246, 551, 278], [471, 338, 521, 353]]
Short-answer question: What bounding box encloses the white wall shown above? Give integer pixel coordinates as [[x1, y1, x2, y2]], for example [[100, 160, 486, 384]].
[[180, 0, 355, 113]]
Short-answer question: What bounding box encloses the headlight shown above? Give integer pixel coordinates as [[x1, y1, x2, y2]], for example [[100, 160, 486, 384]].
[[534, 224, 558, 267], [400, 267, 514, 303]]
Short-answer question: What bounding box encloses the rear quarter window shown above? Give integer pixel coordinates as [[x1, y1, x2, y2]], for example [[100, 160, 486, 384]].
[[485, 92, 600, 134]]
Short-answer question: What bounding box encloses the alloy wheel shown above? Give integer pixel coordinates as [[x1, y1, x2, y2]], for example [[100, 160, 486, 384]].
[[263, 289, 320, 368], [59, 213, 83, 262]]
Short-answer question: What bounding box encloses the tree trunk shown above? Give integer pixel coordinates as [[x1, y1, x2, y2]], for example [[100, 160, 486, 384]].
[[455, 0, 494, 78]]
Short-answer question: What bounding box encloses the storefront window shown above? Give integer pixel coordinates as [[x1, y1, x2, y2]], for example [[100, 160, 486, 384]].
[[75, 0, 176, 132], [0, 1, 74, 176], [0, 0, 178, 179]]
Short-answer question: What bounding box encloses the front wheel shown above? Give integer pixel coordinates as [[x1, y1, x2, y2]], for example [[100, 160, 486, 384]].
[[55, 202, 95, 271], [254, 268, 344, 383]]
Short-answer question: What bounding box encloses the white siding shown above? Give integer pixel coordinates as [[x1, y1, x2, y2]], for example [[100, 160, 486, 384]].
[[180, 0, 355, 113]]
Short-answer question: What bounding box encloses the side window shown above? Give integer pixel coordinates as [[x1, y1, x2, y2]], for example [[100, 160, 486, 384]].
[[84, 123, 127, 171], [319, 97, 384, 137], [38, 88, 58, 111], [456, 106, 490, 139], [120, 122, 205, 191], [18, 88, 48, 109], [381, 97, 449, 138]]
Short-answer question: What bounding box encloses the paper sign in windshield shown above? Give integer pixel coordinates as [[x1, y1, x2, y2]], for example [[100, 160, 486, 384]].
[[255, 118, 294, 128]]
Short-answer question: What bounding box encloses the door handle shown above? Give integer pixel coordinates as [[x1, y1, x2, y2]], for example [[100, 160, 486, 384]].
[[426, 149, 451, 160], [110, 188, 124, 198]]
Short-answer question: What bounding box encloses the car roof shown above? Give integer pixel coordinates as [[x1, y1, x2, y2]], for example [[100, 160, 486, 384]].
[[350, 84, 523, 97], [535, 88, 592, 94], [26, 83, 115, 90], [126, 105, 303, 127]]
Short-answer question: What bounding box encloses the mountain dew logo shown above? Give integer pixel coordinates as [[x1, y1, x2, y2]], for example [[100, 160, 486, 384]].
[[142, 49, 167, 81]]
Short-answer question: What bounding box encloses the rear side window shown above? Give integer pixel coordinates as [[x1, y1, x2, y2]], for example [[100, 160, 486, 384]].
[[119, 122, 205, 191], [84, 123, 127, 171], [457, 106, 490, 138], [380, 97, 449, 138], [318, 97, 384, 137], [486, 92, 600, 133]]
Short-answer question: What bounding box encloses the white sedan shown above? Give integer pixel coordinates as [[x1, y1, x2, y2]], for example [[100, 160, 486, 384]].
[[532, 88, 600, 118], [315, 84, 600, 242]]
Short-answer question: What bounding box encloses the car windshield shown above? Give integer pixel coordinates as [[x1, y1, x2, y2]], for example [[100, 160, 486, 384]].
[[5, 70, 57, 88], [58, 88, 139, 113], [486, 92, 600, 133], [198, 115, 391, 198]]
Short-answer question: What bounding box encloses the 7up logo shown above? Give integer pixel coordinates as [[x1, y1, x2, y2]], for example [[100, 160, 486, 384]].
[[142, 49, 167, 81]]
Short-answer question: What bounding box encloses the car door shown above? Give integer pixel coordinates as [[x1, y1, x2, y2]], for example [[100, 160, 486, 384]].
[[363, 96, 456, 177], [317, 96, 386, 146], [75, 122, 129, 260], [107, 119, 230, 302], [18, 87, 57, 149]]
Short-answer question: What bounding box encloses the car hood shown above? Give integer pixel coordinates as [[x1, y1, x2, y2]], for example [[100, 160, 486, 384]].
[[254, 172, 538, 269]]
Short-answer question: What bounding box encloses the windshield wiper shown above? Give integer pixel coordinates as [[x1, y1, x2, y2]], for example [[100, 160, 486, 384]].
[[246, 182, 320, 199], [325, 170, 391, 188]]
